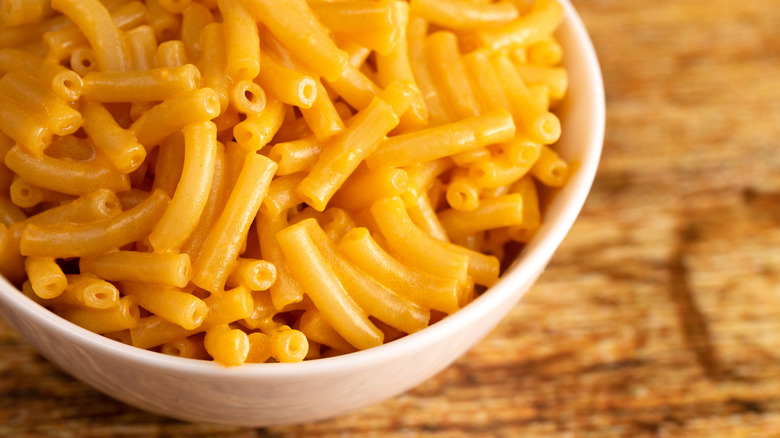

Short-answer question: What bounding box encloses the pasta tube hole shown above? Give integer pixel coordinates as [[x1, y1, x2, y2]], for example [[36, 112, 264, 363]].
[[297, 79, 317, 108], [451, 193, 475, 211], [71, 48, 97, 76], [55, 72, 83, 100], [234, 66, 255, 83], [243, 91, 263, 111], [271, 329, 308, 363], [39, 280, 65, 298], [93, 291, 110, 301], [234, 127, 256, 146], [90, 191, 123, 218], [249, 264, 276, 291], [10, 178, 43, 208], [187, 306, 207, 328], [549, 162, 567, 180], [82, 283, 119, 309], [519, 147, 538, 164], [446, 178, 480, 212], [535, 113, 561, 144], [231, 81, 266, 116]]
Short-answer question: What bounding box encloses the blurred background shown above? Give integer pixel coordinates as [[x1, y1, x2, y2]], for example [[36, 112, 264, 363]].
[[2, 0, 780, 436]]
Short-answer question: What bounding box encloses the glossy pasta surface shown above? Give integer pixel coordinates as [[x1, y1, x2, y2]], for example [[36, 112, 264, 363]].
[[0, 0, 570, 366]]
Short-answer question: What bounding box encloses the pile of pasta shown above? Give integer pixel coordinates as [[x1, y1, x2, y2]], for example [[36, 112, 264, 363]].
[[0, 0, 569, 366]]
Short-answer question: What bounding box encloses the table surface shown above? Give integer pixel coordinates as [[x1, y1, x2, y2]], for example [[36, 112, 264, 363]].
[[3, 1, 780, 436]]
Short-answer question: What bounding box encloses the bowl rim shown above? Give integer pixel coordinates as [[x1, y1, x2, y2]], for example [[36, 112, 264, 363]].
[[0, 0, 605, 380]]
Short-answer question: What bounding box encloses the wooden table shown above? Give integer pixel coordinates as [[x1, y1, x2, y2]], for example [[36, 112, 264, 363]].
[[3, 1, 780, 436]]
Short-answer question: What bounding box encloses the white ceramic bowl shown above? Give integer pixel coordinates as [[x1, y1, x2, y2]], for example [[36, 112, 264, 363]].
[[0, 0, 604, 427]]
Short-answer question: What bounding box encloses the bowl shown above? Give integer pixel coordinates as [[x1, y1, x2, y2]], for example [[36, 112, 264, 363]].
[[0, 0, 605, 427]]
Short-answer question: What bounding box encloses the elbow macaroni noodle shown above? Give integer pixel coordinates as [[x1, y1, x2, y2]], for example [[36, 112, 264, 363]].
[[0, 0, 570, 366]]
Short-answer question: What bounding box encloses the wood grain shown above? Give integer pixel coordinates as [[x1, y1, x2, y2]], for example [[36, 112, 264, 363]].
[[3, 0, 780, 436]]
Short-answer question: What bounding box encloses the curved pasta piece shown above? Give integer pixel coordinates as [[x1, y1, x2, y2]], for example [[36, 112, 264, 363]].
[[367, 107, 515, 169], [51, 0, 131, 72], [55, 295, 139, 334], [122, 282, 208, 331], [20, 189, 170, 258], [439, 194, 525, 239], [219, 0, 260, 81], [244, 0, 348, 81], [0, 48, 83, 100], [130, 286, 254, 349], [82, 64, 201, 102], [192, 153, 276, 293], [276, 221, 384, 350], [4, 145, 130, 196], [80, 251, 191, 288], [24, 256, 67, 299], [303, 218, 430, 334], [371, 196, 469, 282], [148, 122, 217, 254], [338, 227, 461, 314]]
